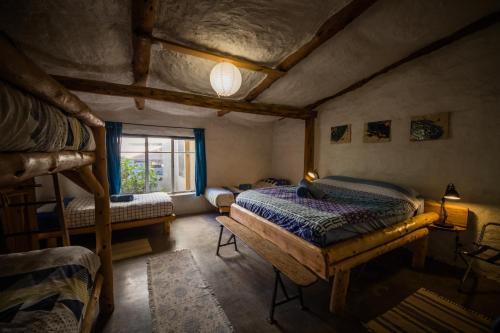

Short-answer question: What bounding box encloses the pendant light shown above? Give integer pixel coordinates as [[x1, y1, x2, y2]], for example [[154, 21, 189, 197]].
[[210, 62, 242, 97]]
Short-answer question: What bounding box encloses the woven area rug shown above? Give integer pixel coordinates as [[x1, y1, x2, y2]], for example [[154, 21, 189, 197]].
[[112, 238, 152, 261], [147, 249, 233, 333], [364, 288, 492, 333]]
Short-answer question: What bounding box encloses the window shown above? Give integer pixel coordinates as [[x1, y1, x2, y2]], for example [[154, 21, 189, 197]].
[[120, 135, 195, 194]]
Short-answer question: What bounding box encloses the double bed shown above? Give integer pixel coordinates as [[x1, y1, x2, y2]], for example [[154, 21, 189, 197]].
[[228, 176, 439, 313]]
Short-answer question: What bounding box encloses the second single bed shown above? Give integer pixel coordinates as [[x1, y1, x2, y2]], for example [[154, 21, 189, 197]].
[[38, 192, 175, 238]]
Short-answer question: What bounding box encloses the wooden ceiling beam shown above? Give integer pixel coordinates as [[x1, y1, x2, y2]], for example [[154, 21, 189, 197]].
[[131, 0, 158, 110], [143, 34, 285, 78], [306, 11, 500, 110], [243, 0, 377, 103], [52, 75, 316, 120]]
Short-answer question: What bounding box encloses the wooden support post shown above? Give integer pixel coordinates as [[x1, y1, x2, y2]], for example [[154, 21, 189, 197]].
[[330, 269, 350, 315], [92, 127, 114, 315], [412, 235, 428, 269], [52, 173, 70, 246], [163, 220, 170, 236], [47, 237, 58, 248], [304, 117, 315, 178]]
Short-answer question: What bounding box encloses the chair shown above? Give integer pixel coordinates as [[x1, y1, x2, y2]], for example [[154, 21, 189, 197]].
[[459, 222, 500, 290]]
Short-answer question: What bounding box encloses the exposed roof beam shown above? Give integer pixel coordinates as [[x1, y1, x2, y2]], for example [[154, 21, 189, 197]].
[[143, 34, 285, 78], [306, 11, 500, 110], [243, 0, 377, 102], [52, 75, 316, 120], [131, 0, 158, 110]]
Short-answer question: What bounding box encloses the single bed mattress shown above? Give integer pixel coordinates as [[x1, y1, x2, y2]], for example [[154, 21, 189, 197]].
[[0, 81, 95, 152], [0, 246, 100, 333], [66, 192, 174, 228], [204, 187, 235, 208], [235, 176, 423, 247]]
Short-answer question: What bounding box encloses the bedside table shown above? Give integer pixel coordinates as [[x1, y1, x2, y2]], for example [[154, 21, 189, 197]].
[[424, 200, 469, 262]]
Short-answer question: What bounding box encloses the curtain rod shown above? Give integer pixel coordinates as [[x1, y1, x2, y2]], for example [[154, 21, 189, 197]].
[[121, 122, 196, 130]]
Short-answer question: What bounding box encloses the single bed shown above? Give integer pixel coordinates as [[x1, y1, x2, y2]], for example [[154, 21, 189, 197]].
[[0, 81, 96, 153], [229, 176, 439, 314], [37, 192, 175, 237], [0, 246, 102, 333], [205, 187, 236, 213]]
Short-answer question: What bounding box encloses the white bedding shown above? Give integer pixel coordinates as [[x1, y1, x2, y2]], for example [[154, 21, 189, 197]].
[[204, 187, 235, 208], [66, 192, 174, 228]]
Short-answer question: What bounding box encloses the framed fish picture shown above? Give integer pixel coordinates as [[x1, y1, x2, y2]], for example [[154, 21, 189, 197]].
[[330, 124, 351, 144], [410, 112, 449, 141], [364, 120, 391, 143]]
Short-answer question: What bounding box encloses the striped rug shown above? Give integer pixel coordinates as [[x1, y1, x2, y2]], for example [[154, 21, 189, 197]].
[[364, 288, 492, 333]]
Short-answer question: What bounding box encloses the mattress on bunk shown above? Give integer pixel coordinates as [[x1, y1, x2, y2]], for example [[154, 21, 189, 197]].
[[0, 246, 100, 333], [0, 81, 95, 152], [204, 187, 235, 208], [235, 176, 423, 247], [66, 192, 174, 228]]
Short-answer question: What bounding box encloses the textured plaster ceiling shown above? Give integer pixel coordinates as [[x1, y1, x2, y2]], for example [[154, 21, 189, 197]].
[[0, 0, 132, 84], [0, 0, 498, 123], [257, 0, 500, 107]]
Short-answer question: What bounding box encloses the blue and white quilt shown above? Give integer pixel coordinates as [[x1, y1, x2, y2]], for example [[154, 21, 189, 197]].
[[235, 176, 422, 247]]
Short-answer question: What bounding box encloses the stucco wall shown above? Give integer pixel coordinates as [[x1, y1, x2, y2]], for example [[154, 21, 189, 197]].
[[36, 107, 274, 215], [271, 118, 305, 184], [314, 24, 500, 280]]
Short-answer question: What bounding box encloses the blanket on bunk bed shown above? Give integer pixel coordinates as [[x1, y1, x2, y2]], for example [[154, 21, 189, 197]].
[[235, 176, 423, 247], [37, 192, 174, 230], [0, 81, 95, 152], [0, 246, 100, 333]]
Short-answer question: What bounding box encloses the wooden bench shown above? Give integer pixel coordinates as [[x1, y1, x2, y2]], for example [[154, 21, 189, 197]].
[[216, 216, 318, 323]]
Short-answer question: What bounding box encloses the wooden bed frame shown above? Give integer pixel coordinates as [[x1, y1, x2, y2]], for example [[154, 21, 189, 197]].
[[229, 204, 439, 314], [0, 33, 113, 332], [37, 215, 176, 242]]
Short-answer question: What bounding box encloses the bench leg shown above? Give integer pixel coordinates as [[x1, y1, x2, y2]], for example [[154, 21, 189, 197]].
[[268, 267, 306, 324], [412, 235, 428, 269], [330, 269, 350, 315], [216, 225, 238, 256]]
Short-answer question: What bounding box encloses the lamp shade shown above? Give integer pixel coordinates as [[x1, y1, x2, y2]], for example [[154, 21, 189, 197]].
[[307, 170, 319, 180], [210, 62, 242, 97], [443, 183, 460, 200]]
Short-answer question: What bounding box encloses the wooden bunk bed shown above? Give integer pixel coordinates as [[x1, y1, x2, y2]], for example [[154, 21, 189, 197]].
[[0, 33, 113, 332]]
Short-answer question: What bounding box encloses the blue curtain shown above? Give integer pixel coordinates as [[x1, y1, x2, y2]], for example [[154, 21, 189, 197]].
[[105, 122, 122, 195], [194, 128, 207, 196]]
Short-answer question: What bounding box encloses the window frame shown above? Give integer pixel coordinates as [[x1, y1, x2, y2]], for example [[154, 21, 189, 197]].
[[120, 133, 195, 194]]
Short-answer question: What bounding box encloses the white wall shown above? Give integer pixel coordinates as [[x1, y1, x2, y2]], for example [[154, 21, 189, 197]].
[[271, 118, 305, 184], [37, 109, 274, 215], [273, 24, 500, 280]]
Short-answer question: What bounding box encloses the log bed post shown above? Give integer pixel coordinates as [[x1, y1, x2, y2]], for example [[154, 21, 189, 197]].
[[52, 173, 70, 246], [304, 117, 315, 179], [92, 126, 114, 314]]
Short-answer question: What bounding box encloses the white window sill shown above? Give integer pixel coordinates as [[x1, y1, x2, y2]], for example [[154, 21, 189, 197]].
[[169, 191, 196, 197]]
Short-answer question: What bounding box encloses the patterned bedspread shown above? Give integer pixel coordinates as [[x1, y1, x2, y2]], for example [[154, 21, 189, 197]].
[[0, 81, 95, 152], [236, 176, 422, 247], [0, 246, 100, 333], [66, 192, 174, 228]]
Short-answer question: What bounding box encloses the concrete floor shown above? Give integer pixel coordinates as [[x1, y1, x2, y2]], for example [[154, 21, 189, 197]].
[[74, 213, 500, 332]]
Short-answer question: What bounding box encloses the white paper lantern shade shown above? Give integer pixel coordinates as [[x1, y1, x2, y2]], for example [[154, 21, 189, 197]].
[[210, 62, 242, 97]]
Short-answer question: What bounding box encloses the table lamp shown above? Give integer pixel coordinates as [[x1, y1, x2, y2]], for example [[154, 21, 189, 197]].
[[434, 183, 460, 228], [307, 170, 319, 181]]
